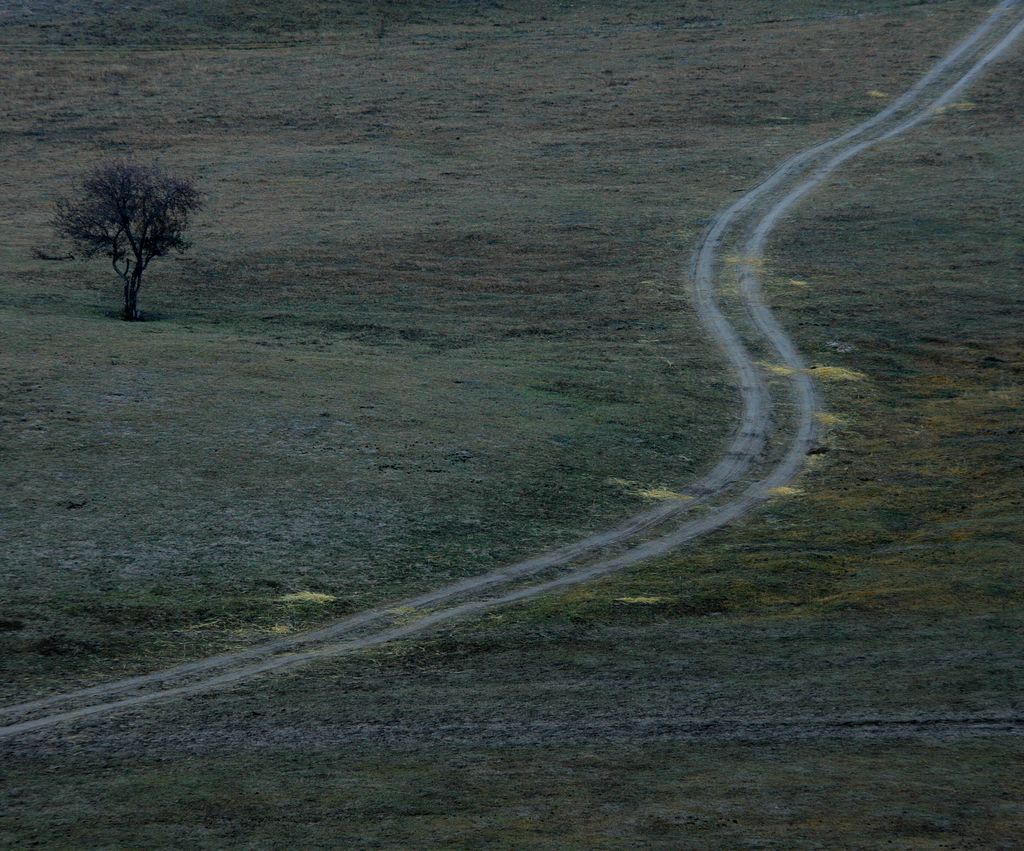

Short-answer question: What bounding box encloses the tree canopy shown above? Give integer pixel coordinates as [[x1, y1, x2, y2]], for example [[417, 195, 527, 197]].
[[54, 159, 202, 320]]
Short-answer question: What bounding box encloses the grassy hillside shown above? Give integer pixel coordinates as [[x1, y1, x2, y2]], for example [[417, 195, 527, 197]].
[[2, 0, 994, 695], [2, 0, 1022, 847]]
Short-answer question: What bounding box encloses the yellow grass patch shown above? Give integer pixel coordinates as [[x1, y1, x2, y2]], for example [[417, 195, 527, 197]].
[[935, 101, 976, 114], [762, 363, 865, 381], [608, 478, 691, 501], [815, 412, 843, 426], [809, 366, 866, 381], [720, 360, 864, 385], [769, 486, 803, 497], [616, 596, 672, 605], [789, 278, 810, 288], [722, 253, 766, 270], [634, 487, 692, 501], [867, 90, 889, 98], [277, 591, 336, 604], [269, 624, 291, 635]]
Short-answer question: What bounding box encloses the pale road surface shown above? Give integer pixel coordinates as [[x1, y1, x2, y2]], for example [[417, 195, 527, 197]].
[[2, 0, 1023, 741]]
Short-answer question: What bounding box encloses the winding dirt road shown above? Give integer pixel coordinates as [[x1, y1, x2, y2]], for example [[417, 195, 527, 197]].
[[3, 0, 1022, 741]]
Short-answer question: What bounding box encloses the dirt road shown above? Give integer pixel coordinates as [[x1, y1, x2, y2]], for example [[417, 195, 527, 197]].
[[2, 0, 1022, 741]]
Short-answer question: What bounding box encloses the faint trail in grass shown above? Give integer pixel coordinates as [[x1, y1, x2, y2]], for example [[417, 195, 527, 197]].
[[1, 0, 1022, 741]]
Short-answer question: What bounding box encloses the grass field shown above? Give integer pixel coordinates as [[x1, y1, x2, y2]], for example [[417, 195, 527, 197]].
[[2, 0, 1022, 847], [2, 0, 996, 695]]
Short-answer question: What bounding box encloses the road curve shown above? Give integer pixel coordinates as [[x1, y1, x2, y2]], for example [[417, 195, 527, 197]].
[[2, 0, 1022, 740]]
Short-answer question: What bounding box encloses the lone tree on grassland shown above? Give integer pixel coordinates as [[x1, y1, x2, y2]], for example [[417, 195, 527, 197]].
[[53, 159, 202, 321]]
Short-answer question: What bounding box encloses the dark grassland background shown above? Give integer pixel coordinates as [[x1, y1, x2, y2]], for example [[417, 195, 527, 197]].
[[2, 0, 1023, 847]]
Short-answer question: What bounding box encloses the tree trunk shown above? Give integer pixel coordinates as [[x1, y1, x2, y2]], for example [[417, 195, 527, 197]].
[[122, 270, 142, 321]]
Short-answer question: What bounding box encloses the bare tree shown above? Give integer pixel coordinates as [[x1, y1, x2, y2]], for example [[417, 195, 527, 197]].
[[53, 159, 202, 320]]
